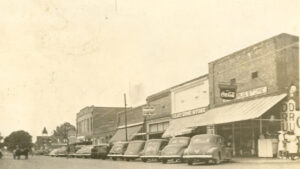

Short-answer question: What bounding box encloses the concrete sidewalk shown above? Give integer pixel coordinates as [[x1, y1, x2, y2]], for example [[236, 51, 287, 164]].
[[232, 157, 300, 163]]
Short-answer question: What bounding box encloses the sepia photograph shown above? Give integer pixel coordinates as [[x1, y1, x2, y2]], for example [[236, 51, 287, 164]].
[[0, 0, 299, 169]]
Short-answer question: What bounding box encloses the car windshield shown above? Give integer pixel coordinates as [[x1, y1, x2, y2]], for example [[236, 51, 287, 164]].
[[111, 142, 126, 152], [128, 141, 144, 150], [145, 141, 161, 152], [169, 138, 189, 145], [192, 136, 215, 144]]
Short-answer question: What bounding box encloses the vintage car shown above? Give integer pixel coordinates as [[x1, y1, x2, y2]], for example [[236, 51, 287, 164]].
[[50, 146, 67, 157], [74, 145, 94, 158], [160, 137, 190, 164], [91, 144, 111, 159], [123, 140, 145, 161], [0, 150, 3, 159], [107, 141, 128, 160], [183, 134, 232, 165], [140, 139, 168, 162]]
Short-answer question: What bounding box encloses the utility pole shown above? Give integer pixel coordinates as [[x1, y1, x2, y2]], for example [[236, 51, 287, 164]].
[[124, 94, 128, 141]]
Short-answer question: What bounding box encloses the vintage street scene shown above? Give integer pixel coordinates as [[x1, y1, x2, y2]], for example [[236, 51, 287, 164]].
[[0, 0, 300, 169]]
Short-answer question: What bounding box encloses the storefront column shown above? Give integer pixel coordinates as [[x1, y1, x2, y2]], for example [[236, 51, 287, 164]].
[[251, 120, 256, 155], [232, 123, 236, 156]]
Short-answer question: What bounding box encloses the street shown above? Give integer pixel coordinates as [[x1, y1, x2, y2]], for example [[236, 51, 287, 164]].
[[1, 155, 300, 169]]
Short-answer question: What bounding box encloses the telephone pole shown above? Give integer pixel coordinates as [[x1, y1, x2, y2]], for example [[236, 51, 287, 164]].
[[124, 94, 128, 141]]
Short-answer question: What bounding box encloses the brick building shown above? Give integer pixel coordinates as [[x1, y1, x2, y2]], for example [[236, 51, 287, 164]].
[[169, 33, 299, 157], [109, 105, 145, 143], [76, 106, 123, 144]]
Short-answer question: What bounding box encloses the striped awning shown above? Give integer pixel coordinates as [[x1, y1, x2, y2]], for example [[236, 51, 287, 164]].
[[162, 93, 287, 138]]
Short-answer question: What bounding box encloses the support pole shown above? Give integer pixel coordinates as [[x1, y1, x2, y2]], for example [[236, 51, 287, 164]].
[[232, 123, 236, 156], [124, 94, 128, 141]]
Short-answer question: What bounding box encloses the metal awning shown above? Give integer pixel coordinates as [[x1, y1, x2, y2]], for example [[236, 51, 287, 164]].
[[162, 117, 197, 138], [109, 125, 143, 143], [162, 93, 287, 138]]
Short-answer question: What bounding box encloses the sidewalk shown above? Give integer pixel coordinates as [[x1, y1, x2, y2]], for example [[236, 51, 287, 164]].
[[232, 157, 300, 163]]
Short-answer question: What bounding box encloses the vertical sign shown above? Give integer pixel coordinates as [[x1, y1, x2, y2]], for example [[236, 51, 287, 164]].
[[281, 99, 296, 132], [294, 111, 300, 136]]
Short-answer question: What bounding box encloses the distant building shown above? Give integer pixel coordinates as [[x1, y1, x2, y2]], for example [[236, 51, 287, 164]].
[[76, 106, 123, 144]]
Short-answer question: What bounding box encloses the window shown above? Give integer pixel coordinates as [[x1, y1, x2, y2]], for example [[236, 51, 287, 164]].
[[230, 78, 236, 84], [252, 71, 258, 79]]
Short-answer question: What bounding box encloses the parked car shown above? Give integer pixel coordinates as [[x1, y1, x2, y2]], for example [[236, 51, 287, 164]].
[[160, 137, 190, 164], [107, 141, 128, 161], [49, 146, 67, 157], [0, 150, 3, 159], [183, 134, 232, 165], [123, 140, 145, 161], [69, 145, 85, 158], [91, 144, 111, 159], [140, 139, 168, 162], [74, 145, 94, 158]]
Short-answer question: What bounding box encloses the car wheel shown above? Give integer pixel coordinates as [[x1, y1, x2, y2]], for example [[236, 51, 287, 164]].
[[111, 157, 117, 161], [125, 158, 130, 161], [142, 158, 147, 162], [101, 156, 106, 160], [162, 159, 167, 164], [187, 159, 193, 165], [213, 153, 221, 164]]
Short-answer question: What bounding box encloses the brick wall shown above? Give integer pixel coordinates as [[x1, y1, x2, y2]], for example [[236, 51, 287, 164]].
[[209, 33, 299, 108]]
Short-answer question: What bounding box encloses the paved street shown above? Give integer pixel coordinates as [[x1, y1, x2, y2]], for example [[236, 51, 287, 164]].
[[1, 154, 300, 169]]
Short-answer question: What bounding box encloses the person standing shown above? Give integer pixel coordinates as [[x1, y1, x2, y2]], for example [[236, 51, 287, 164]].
[[278, 131, 287, 159], [285, 131, 298, 160]]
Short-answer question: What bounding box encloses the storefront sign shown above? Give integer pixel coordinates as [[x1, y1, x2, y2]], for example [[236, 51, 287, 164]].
[[219, 84, 237, 100], [281, 99, 297, 133], [236, 86, 267, 100], [294, 111, 300, 136], [172, 107, 206, 118]]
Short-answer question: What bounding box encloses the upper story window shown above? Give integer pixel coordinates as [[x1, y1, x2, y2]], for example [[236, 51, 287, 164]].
[[252, 71, 258, 79]]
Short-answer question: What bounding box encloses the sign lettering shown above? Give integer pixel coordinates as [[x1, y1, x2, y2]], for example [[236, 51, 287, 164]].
[[172, 107, 206, 118]]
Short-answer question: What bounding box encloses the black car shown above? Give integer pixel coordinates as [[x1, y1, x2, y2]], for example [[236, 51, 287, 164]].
[[91, 144, 111, 159], [0, 150, 3, 159]]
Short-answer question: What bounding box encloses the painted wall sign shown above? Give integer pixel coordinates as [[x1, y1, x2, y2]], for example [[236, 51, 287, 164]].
[[172, 107, 206, 118]]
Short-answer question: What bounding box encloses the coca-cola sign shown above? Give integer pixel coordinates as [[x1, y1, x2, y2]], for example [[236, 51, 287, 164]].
[[219, 84, 237, 100]]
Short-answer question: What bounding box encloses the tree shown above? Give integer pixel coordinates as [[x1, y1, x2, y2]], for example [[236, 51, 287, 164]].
[[51, 122, 76, 143], [4, 130, 32, 151]]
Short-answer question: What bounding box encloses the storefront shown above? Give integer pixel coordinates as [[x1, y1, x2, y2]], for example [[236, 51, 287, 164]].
[[109, 122, 144, 143], [162, 75, 209, 138]]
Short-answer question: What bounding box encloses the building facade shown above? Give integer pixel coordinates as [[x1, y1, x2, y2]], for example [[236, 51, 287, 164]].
[[146, 90, 172, 139], [205, 33, 299, 157], [163, 75, 209, 138], [76, 106, 123, 144], [109, 105, 145, 143]]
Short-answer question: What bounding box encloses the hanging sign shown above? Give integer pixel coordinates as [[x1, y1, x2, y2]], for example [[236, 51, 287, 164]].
[[294, 111, 300, 136]]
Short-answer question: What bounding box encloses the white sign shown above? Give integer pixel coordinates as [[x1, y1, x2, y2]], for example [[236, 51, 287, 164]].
[[281, 99, 297, 132], [295, 111, 300, 136], [142, 106, 155, 116], [172, 107, 206, 118], [236, 86, 267, 100]]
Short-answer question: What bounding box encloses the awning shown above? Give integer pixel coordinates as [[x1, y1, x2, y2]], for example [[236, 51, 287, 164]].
[[163, 93, 287, 138], [109, 125, 143, 143], [162, 116, 197, 138]]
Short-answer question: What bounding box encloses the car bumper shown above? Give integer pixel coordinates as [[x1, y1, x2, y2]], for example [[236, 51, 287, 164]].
[[140, 155, 160, 159], [107, 154, 123, 157], [160, 155, 182, 159], [183, 155, 213, 158], [123, 155, 140, 158]]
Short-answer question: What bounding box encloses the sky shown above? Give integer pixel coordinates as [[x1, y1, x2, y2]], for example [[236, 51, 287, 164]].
[[0, 0, 299, 140]]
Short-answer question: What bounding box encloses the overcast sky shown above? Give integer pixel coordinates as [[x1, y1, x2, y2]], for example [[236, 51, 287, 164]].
[[0, 0, 299, 140]]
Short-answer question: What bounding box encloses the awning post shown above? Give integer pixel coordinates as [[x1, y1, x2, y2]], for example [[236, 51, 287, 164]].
[[232, 123, 236, 156]]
